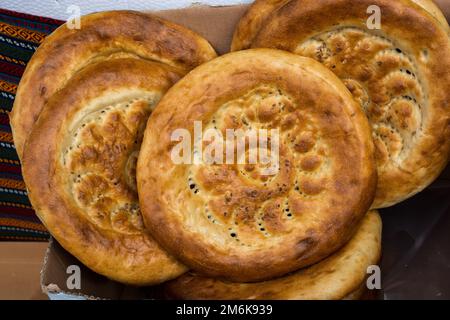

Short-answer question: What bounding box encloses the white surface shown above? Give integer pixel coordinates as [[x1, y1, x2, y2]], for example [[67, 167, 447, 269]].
[[0, 0, 252, 20], [47, 292, 87, 300]]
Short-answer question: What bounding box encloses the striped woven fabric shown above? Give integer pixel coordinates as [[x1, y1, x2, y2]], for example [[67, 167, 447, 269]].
[[0, 8, 63, 241]]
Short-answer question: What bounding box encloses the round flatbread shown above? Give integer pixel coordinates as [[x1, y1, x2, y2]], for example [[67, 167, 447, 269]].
[[164, 211, 382, 300], [232, 0, 450, 208], [137, 49, 376, 282], [20, 12, 217, 285]]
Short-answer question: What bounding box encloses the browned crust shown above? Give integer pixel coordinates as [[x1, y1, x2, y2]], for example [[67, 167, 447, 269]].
[[164, 211, 382, 300], [11, 10, 217, 159], [231, 0, 292, 52], [411, 0, 450, 31], [22, 58, 189, 285], [137, 49, 377, 282], [231, 0, 450, 208], [231, 0, 449, 51]]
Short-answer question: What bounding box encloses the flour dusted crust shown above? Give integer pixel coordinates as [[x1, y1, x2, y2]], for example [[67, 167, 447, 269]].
[[11, 10, 216, 159], [232, 0, 450, 208], [20, 12, 217, 285], [164, 211, 381, 300], [137, 49, 376, 282]]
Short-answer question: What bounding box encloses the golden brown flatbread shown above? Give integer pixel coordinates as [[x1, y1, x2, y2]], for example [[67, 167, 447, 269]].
[[137, 49, 376, 282], [20, 11, 217, 285], [232, 0, 450, 208]]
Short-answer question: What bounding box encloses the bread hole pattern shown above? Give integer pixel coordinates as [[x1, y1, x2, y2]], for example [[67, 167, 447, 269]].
[[295, 26, 426, 167], [181, 85, 332, 246], [204, 204, 219, 225], [61, 96, 158, 234], [255, 206, 270, 237], [188, 172, 200, 194], [283, 198, 293, 219]]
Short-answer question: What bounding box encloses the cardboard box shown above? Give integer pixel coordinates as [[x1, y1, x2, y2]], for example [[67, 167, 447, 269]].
[[35, 3, 450, 300]]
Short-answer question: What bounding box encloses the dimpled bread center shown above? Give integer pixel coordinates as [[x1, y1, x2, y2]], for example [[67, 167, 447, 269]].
[[186, 85, 331, 246], [62, 97, 156, 234], [295, 27, 424, 167]]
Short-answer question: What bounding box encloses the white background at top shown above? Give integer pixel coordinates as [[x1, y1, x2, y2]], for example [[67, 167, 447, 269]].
[[0, 0, 252, 20]]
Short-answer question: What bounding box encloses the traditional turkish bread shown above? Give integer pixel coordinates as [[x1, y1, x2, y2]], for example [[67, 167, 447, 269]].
[[11, 10, 216, 160], [19, 12, 217, 285], [137, 49, 377, 282], [164, 210, 381, 300], [232, 0, 450, 208]]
